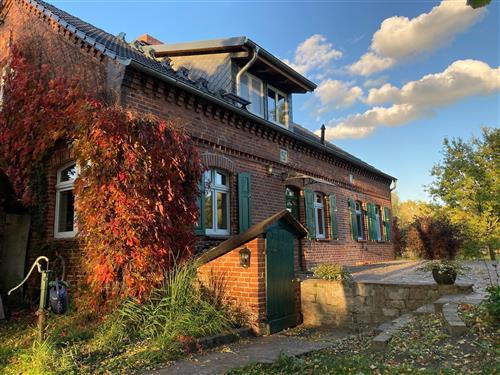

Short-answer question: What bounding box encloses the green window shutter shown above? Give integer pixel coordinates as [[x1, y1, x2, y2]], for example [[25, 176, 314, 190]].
[[195, 177, 205, 235], [328, 194, 339, 240], [304, 188, 316, 239], [367, 203, 375, 241], [384, 207, 391, 241], [238, 172, 251, 233], [348, 198, 358, 240]]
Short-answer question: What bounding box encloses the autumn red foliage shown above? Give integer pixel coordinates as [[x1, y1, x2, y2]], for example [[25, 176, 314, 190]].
[[0, 46, 202, 301]]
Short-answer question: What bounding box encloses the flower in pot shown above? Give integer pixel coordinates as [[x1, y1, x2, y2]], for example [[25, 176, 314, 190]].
[[409, 215, 466, 284], [418, 260, 469, 285]]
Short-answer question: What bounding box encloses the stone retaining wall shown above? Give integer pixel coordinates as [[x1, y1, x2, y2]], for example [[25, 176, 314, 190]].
[[301, 278, 472, 328]]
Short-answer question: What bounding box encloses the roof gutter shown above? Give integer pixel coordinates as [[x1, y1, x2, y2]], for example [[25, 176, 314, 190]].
[[244, 39, 317, 91], [126, 59, 395, 181], [235, 43, 260, 97]]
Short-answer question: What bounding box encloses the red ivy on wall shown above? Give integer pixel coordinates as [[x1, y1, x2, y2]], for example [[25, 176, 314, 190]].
[[0, 46, 202, 301]]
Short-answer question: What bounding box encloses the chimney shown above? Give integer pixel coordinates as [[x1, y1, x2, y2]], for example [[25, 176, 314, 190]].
[[320, 124, 326, 145], [136, 34, 164, 46]]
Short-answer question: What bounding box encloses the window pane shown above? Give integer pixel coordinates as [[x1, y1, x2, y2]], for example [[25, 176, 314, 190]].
[[356, 214, 363, 238], [215, 171, 227, 186], [204, 170, 212, 187], [249, 76, 263, 116], [204, 190, 213, 229], [59, 164, 77, 183], [217, 192, 228, 230], [315, 194, 322, 204], [267, 88, 276, 121], [277, 93, 286, 125], [317, 208, 324, 235], [285, 187, 296, 197], [58, 190, 75, 232], [240, 74, 249, 101]]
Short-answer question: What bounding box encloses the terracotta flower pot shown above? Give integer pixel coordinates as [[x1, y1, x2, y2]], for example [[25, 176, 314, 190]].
[[432, 268, 457, 285]]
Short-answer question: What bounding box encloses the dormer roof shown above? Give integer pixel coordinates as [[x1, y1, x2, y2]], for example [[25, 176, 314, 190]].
[[146, 37, 317, 93]]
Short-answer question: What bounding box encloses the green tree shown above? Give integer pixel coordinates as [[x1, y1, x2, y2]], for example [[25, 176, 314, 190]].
[[428, 127, 499, 260]]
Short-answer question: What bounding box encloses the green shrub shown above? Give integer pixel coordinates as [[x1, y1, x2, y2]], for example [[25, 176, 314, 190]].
[[8, 339, 76, 375], [482, 285, 500, 327], [312, 264, 352, 281]]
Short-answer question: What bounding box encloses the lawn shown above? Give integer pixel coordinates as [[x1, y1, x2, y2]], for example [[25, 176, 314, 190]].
[[229, 304, 499, 375], [0, 263, 240, 374]]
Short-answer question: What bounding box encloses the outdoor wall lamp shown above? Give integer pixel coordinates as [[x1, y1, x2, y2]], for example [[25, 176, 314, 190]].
[[266, 164, 273, 176], [239, 247, 251, 268]]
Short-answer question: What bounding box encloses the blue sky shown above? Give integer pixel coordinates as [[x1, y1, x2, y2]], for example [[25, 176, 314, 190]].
[[52, 0, 499, 201]]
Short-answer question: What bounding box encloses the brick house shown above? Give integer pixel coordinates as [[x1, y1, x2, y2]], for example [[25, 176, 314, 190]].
[[0, 0, 396, 332]]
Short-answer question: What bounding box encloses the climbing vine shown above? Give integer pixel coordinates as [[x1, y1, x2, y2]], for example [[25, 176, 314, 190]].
[[0, 46, 202, 302]]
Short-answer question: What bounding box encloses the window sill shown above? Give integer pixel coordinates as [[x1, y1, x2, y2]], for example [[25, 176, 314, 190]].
[[203, 235, 230, 240], [53, 236, 76, 241]]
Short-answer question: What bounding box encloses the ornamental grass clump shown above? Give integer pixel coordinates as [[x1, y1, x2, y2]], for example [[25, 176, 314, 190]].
[[312, 264, 352, 281], [112, 262, 236, 346]]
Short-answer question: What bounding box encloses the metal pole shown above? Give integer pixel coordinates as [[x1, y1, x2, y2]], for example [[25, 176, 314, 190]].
[[37, 270, 52, 341]]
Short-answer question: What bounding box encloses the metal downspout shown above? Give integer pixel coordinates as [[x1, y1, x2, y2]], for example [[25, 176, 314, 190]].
[[235, 44, 260, 96]]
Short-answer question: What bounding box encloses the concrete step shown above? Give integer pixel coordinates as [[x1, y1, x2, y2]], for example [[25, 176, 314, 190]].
[[414, 303, 435, 315], [371, 313, 413, 351], [442, 303, 467, 336], [434, 294, 470, 313]]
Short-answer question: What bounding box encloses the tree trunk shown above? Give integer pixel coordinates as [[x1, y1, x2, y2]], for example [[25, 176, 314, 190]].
[[487, 246, 496, 261]]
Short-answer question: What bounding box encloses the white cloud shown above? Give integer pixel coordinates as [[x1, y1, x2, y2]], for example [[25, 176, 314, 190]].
[[349, 52, 395, 76], [284, 34, 343, 75], [322, 60, 500, 139], [363, 75, 389, 88], [366, 59, 500, 106], [349, 0, 485, 76], [314, 79, 363, 110]]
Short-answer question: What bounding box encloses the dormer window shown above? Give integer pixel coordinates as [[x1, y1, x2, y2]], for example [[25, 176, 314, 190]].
[[239, 72, 264, 116], [238, 71, 289, 127], [267, 85, 288, 127]]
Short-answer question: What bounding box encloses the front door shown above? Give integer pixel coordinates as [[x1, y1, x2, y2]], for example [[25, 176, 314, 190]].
[[265, 221, 297, 334]]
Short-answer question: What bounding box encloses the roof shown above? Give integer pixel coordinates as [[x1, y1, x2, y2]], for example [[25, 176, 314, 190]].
[[147, 36, 317, 93], [197, 210, 307, 264], [14, 0, 396, 181]]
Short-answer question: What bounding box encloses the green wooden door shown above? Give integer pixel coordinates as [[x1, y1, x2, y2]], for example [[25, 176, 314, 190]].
[[266, 221, 297, 334]]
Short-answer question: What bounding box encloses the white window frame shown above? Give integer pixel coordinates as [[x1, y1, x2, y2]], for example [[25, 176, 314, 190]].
[[374, 205, 382, 241], [266, 84, 288, 127], [313, 192, 326, 239], [204, 169, 230, 236], [355, 201, 364, 240], [238, 71, 264, 117], [54, 162, 78, 239]]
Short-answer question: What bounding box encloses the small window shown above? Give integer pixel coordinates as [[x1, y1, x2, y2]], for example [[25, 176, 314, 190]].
[[280, 149, 288, 163], [239, 72, 264, 117], [204, 169, 230, 236], [313, 193, 326, 239], [267, 85, 288, 126], [355, 201, 364, 240], [55, 162, 78, 238], [374, 206, 382, 241], [285, 186, 300, 220]]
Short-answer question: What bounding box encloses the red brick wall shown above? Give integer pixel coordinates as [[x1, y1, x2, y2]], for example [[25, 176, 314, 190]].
[[197, 236, 267, 334], [1, 0, 395, 296], [120, 68, 395, 268]]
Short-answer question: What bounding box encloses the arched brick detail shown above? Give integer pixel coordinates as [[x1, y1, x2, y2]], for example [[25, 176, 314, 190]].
[[201, 153, 235, 174]]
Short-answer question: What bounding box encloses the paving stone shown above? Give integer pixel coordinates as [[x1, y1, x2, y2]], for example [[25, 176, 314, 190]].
[[414, 303, 435, 315], [371, 333, 391, 351], [442, 303, 468, 336]]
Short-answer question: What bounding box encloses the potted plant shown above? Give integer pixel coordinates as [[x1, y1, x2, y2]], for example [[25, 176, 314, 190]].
[[418, 260, 469, 284], [409, 215, 466, 284]]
